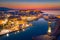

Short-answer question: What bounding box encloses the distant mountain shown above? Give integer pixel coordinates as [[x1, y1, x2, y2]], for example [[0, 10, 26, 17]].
[[0, 7, 14, 11]]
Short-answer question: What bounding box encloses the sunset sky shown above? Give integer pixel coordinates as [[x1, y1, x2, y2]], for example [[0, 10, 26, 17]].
[[0, 0, 60, 9]]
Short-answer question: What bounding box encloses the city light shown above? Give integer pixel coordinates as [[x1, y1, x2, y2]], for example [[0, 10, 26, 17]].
[[48, 27, 51, 34], [27, 17, 32, 21], [7, 15, 10, 17], [22, 29, 25, 31], [48, 22, 51, 24], [6, 33, 9, 37], [5, 30, 10, 33], [2, 19, 8, 24], [56, 15, 60, 18], [26, 24, 29, 27], [11, 22, 14, 24], [17, 31, 19, 33]]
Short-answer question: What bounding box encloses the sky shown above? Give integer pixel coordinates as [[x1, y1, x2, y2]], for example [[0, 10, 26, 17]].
[[0, 0, 60, 9]]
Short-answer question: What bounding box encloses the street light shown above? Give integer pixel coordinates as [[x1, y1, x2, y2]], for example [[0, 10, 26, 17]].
[[6, 33, 9, 37]]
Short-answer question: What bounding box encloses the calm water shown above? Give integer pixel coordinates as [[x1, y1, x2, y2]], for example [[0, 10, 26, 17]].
[[43, 10, 60, 15], [0, 18, 48, 40]]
